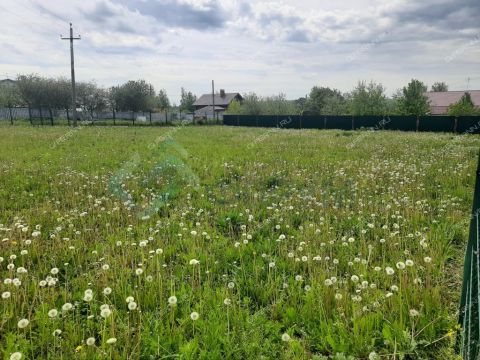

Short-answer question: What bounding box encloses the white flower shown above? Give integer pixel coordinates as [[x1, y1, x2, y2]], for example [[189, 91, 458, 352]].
[[335, 293, 343, 300], [9, 352, 22, 360], [86, 337, 96, 346], [83, 293, 93, 302], [17, 318, 29, 329], [224, 298, 231, 306], [409, 309, 420, 317], [385, 267, 395, 275], [424, 257, 432, 263], [135, 268, 143, 276], [100, 307, 112, 318], [396, 262, 406, 270], [106, 337, 117, 344], [324, 279, 333, 286], [168, 296, 177, 305], [128, 301, 138, 311], [62, 303, 73, 312], [281, 333, 291, 342], [48, 309, 58, 318], [103, 287, 112, 295], [50, 267, 59, 275], [53, 329, 62, 336], [126, 296, 135, 303], [351, 275, 359, 282], [190, 311, 199, 320], [269, 262, 276, 268], [102, 264, 110, 270], [228, 282, 235, 289], [369, 352, 380, 360], [405, 259, 414, 267], [189, 259, 200, 265], [2, 291, 11, 299]]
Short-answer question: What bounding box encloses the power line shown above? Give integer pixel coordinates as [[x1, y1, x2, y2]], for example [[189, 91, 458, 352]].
[[61, 23, 81, 127]]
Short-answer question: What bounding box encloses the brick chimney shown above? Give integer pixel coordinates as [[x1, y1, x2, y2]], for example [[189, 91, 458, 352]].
[[220, 89, 226, 98]]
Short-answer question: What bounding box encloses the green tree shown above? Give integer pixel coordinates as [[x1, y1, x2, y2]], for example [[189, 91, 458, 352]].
[[447, 92, 480, 116], [396, 79, 430, 116], [157, 89, 170, 111], [179, 87, 196, 113], [0, 81, 21, 108], [305, 87, 344, 115], [431, 82, 448, 92], [225, 99, 242, 114], [113, 80, 153, 112], [347, 81, 388, 115]]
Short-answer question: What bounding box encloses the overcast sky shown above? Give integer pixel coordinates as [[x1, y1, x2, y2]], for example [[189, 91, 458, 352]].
[[0, 0, 479, 103]]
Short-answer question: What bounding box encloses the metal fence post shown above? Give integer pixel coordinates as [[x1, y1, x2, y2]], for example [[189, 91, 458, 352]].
[[8, 106, 13, 125], [457, 150, 480, 359]]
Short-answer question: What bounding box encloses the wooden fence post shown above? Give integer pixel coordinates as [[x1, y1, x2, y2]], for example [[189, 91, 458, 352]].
[[113, 109, 116, 125], [28, 106, 32, 125]]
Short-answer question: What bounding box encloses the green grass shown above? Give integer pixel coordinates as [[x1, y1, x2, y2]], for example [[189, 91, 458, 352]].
[[0, 125, 478, 359]]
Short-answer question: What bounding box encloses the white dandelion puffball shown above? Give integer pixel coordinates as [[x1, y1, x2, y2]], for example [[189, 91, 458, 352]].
[[405, 259, 414, 267], [83, 293, 93, 302], [224, 298, 231, 306], [106, 337, 117, 345], [103, 287, 112, 295], [385, 267, 395, 275], [335, 293, 343, 300], [396, 262, 406, 270], [48, 309, 58, 318], [53, 329, 62, 336], [135, 268, 143, 276], [351, 275, 359, 282], [189, 259, 200, 265], [2, 291, 11, 299], [409, 309, 420, 317], [50, 267, 59, 275], [86, 337, 95, 346], [126, 296, 135, 303], [17, 318, 29, 329], [168, 296, 178, 305], [190, 311, 199, 321], [128, 301, 138, 311], [62, 303, 73, 312], [424, 257, 432, 263], [228, 282, 235, 289], [281, 333, 291, 342], [269, 262, 276, 268], [100, 307, 112, 318], [9, 352, 22, 360]]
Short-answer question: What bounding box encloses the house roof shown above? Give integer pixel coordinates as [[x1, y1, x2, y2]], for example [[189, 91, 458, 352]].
[[0, 78, 16, 85], [194, 93, 242, 107], [426, 90, 480, 114], [195, 106, 226, 115]]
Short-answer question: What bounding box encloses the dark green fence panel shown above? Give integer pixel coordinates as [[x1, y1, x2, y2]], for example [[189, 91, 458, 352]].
[[354, 116, 385, 130], [257, 115, 278, 128], [301, 116, 324, 129], [325, 115, 352, 130], [223, 115, 236, 126], [237, 116, 257, 127], [383, 115, 417, 131], [418, 116, 455, 132], [282, 115, 301, 129], [458, 150, 480, 359], [457, 117, 480, 134]]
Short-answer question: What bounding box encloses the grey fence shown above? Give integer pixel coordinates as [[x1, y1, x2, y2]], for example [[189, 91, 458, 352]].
[[0, 107, 184, 125], [223, 115, 480, 134]]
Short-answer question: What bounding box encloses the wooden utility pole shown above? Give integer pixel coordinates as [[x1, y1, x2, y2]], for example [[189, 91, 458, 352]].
[[61, 23, 81, 127], [212, 80, 215, 123]]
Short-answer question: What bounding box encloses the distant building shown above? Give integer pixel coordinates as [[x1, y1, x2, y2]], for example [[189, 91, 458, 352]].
[[426, 90, 480, 115], [0, 78, 16, 86], [194, 89, 243, 119]]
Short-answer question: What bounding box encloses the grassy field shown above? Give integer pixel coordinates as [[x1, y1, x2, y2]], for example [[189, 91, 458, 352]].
[[0, 125, 479, 360]]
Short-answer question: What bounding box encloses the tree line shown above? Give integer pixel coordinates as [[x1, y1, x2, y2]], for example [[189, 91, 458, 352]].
[[0, 74, 198, 115], [226, 80, 479, 116]]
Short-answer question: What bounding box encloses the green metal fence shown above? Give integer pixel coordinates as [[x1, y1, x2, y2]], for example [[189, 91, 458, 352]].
[[458, 150, 480, 359], [223, 115, 480, 134]]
